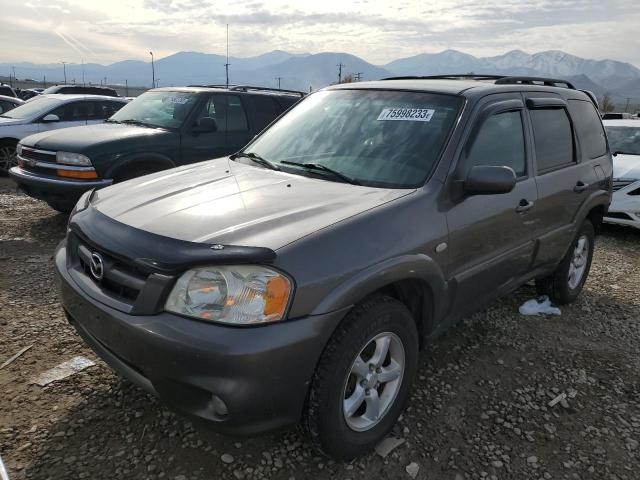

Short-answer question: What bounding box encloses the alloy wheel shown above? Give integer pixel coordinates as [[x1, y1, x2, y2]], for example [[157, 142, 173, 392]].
[[568, 234, 589, 289]]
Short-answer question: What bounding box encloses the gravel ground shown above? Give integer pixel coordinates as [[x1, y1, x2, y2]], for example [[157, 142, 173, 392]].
[[1, 176, 639, 480]]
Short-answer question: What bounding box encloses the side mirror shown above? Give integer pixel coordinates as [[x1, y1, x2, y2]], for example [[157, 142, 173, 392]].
[[42, 114, 60, 123], [463, 165, 517, 195], [193, 117, 217, 134]]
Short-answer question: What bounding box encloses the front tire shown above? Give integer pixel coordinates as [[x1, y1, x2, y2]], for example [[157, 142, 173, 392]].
[[535, 220, 595, 305], [0, 141, 17, 174], [303, 295, 419, 460]]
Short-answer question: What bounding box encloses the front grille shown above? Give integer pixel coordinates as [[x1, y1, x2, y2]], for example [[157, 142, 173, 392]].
[[20, 148, 56, 163], [612, 179, 635, 192], [75, 239, 148, 303], [605, 212, 633, 221]]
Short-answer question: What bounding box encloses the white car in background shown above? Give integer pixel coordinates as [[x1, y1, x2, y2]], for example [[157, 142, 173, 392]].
[[0, 94, 127, 173], [603, 119, 640, 229]]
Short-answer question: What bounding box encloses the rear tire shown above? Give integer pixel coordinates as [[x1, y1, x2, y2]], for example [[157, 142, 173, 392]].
[[535, 220, 595, 305], [303, 295, 419, 460]]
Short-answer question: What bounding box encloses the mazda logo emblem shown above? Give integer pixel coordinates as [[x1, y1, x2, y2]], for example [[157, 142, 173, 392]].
[[89, 252, 104, 281]]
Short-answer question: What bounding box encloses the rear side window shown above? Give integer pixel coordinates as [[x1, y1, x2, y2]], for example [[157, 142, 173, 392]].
[[568, 100, 607, 158], [196, 94, 248, 132], [466, 111, 526, 177], [249, 95, 280, 132], [530, 109, 574, 172]]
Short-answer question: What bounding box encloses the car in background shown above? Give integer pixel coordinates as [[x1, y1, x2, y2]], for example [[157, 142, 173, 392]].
[[603, 119, 640, 229], [0, 94, 127, 173], [0, 85, 17, 98], [602, 112, 637, 120], [40, 85, 120, 97], [18, 89, 42, 101], [0, 95, 24, 114], [10, 86, 302, 212]]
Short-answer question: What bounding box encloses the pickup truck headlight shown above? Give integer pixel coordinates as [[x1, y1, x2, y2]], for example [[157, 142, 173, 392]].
[[57, 151, 92, 166], [165, 265, 292, 325]]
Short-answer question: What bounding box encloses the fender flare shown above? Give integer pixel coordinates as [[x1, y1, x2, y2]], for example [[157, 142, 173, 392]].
[[310, 253, 449, 329], [573, 190, 610, 226]]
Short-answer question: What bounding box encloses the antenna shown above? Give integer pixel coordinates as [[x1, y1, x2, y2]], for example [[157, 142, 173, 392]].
[[224, 24, 230, 88]]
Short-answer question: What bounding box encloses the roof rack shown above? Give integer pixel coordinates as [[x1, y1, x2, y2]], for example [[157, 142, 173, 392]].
[[382, 74, 505, 82], [495, 76, 576, 89], [230, 85, 305, 97], [382, 74, 577, 90], [186, 84, 239, 88]]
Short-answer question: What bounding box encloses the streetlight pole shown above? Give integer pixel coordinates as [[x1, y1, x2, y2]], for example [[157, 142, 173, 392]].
[[276, 77, 282, 89], [149, 51, 155, 88], [61, 61, 67, 84]]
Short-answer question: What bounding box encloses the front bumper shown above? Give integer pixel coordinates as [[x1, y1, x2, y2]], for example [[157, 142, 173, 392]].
[[55, 241, 346, 435], [9, 166, 112, 204], [603, 182, 640, 229]]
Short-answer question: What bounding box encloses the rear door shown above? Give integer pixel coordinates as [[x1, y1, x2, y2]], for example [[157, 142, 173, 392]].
[[524, 95, 605, 268], [36, 100, 91, 133], [445, 94, 538, 318]]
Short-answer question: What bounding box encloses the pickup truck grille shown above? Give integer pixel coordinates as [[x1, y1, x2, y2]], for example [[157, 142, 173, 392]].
[[20, 147, 56, 163]]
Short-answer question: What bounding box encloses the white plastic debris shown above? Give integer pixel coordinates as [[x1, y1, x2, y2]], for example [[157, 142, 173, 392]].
[[406, 462, 420, 479], [32, 356, 95, 386], [375, 436, 405, 458], [548, 392, 567, 407], [0, 345, 33, 369], [519, 296, 561, 316]]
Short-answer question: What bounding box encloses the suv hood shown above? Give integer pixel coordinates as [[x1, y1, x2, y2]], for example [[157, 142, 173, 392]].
[[20, 122, 169, 152], [92, 158, 414, 250], [613, 153, 640, 180]]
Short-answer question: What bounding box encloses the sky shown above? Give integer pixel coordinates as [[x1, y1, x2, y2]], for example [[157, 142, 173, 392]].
[[1, 0, 640, 67]]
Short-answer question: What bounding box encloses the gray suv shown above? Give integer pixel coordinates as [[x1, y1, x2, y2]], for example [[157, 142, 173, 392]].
[[54, 75, 612, 460]]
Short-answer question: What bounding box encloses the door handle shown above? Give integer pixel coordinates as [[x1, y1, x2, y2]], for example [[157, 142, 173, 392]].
[[516, 199, 535, 213], [573, 181, 589, 193]]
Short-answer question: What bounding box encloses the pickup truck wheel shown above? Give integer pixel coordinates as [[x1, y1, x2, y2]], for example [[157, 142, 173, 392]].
[[303, 295, 418, 460], [0, 141, 17, 174], [46, 200, 75, 214], [535, 220, 595, 305]]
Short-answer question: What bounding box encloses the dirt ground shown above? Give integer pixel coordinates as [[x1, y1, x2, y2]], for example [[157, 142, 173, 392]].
[[1, 176, 639, 480]]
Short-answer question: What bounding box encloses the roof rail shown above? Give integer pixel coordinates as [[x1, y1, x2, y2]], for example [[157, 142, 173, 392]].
[[495, 76, 576, 89], [579, 89, 600, 108], [382, 74, 505, 81], [186, 84, 238, 88], [230, 85, 305, 97]]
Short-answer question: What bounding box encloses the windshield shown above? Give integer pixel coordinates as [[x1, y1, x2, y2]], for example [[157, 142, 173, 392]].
[[0, 96, 62, 119], [605, 126, 640, 156], [243, 89, 463, 188], [109, 91, 200, 129]]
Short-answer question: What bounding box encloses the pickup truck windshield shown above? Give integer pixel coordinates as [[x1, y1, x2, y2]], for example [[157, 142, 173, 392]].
[[0, 96, 63, 120], [243, 89, 463, 188], [605, 126, 640, 156], [108, 91, 199, 129]]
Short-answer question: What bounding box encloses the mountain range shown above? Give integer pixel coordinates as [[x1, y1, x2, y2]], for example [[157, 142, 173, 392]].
[[3, 49, 639, 105]]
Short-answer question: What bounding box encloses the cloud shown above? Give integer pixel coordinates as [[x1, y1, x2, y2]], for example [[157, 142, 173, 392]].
[[0, 0, 639, 68]]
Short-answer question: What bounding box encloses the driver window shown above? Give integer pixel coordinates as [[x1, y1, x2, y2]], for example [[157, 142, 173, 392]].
[[466, 110, 526, 177]]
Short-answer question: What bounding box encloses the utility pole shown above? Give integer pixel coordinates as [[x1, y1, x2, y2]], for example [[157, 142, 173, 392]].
[[149, 51, 155, 88], [354, 72, 363, 82], [276, 77, 282, 89], [125, 79, 129, 97], [625, 98, 631, 113], [9, 67, 13, 88], [224, 24, 230, 88], [61, 61, 67, 83], [81, 59, 85, 86], [104, 76, 107, 86], [12, 66, 16, 87], [43, 75, 46, 88], [337, 62, 345, 84]]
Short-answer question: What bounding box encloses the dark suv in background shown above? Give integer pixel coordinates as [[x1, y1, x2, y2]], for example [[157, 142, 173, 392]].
[[40, 85, 120, 97], [55, 75, 611, 459], [10, 85, 302, 211]]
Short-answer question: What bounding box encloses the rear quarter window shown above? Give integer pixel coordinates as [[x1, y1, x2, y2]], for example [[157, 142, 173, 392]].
[[568, 100, 607, 158]]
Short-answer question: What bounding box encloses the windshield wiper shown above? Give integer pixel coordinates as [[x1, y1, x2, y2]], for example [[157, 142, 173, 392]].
[[119, 119, 160, 129], [280, 161, 361, 185], [231, 152, 280, 171]]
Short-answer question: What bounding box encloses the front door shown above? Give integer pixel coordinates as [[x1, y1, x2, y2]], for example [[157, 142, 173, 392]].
[[445, 95, 537, 318]]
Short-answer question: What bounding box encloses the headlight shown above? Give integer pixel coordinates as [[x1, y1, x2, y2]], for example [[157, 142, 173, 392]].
[[56, 151, 92, 166], [165, 265, 292, 325], [16, 143, 23, 156], [68, 189, 93, 221]]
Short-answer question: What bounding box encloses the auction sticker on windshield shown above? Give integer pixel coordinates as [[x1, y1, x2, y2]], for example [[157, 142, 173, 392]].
[[377, 108, 435, 122]]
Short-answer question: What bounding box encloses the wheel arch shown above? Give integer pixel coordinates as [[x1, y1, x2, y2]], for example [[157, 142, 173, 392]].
[[310, 254, 448, 348], [106, 153, 175, 180]]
